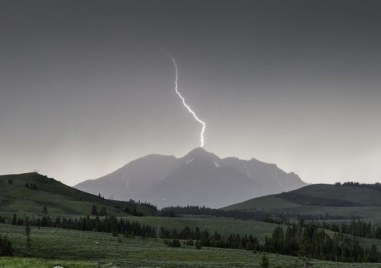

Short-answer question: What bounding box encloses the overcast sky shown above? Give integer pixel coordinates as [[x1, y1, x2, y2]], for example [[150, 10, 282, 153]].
[[1, 0, 381, 185]]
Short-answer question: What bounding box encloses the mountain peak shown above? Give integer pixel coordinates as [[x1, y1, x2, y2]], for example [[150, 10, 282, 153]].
[[183, 147, 219, 160], [76, 148, 307, 208], [187, 147, 208, 155], [180, 147, 222, 168]]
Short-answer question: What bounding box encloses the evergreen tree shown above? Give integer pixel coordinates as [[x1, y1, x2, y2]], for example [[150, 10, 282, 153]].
[[367, 244, 380, 262], [91, 205, 98, 215], [25, 217, 32, 248], [12, 214, 17, 225], [0, 235, 13, 256]]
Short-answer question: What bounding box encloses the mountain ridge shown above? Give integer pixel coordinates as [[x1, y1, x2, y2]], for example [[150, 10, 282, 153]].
[[75, 148, 307, 208], [222, 183, 381, 220]]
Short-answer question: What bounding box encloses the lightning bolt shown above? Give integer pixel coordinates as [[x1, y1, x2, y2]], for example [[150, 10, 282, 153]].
[[167, 54, 206, 148]]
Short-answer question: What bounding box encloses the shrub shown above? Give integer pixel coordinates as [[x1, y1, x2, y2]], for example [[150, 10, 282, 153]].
[[0, 235, 13, 256], [260, 253, 269, 268]]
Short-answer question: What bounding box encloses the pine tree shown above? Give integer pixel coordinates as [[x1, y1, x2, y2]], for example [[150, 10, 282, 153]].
[[0, 235, 13, 256], [91, 205, 98, 215], [25, 217, 32, 248], [12, 214, 17, 225], [367, 244, 380, 262]]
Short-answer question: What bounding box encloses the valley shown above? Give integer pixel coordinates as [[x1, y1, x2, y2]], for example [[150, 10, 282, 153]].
[[1, 172, 381, 267]]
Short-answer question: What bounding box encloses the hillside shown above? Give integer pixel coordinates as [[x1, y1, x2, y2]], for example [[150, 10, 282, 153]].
[[224, 183, 381, 219], [76, 148, 306, 208], [0, 172, 156, 217]]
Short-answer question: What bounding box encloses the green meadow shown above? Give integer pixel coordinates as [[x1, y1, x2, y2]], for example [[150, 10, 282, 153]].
[[1, 223, 381, 268]]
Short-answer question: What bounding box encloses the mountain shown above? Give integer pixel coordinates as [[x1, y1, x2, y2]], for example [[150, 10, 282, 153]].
[[75, 148, 306, 208], [0, 172, 156, 216], [223, 183, 381, 219]]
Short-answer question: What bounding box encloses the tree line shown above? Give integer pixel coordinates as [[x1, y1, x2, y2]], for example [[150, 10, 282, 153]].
[[161, 221, 380, 263], [160, 205, 350, 222], [10, 214, 156, 238], [335, 182, 381, 192], [263, 221, 380, 263], [318, 219, 381, 239], [160, 205, 267, 220]]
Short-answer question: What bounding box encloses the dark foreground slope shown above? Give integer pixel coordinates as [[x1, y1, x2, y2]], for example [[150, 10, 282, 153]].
[[0, 172, 156, 216], [224, 183, 381, 219], [76, 148, 306, 208]]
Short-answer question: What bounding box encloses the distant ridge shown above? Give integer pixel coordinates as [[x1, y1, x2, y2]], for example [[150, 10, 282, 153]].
[[223, 183, 381, 218], [75, 148, 306, 208]]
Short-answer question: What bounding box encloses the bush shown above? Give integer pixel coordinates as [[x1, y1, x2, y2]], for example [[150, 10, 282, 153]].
[[0, 235, 13, 256], [164, 239, 181, 248], [260, 253, 269, 268]]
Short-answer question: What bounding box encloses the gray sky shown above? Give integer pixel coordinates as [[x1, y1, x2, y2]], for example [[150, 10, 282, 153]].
[[1, 0, 381, 185]]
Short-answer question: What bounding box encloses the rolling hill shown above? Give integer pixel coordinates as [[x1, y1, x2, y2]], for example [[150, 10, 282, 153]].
[[224, 183, 381, 220], [75, 148, 306, 208], [0, 172, 156, 217]]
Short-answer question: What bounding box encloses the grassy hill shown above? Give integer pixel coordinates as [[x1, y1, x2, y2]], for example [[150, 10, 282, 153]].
[[0, 172, 156, 217], [223, 183, 381, 221]]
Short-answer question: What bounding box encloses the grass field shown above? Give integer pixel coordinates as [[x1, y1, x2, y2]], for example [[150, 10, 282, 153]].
[[1, 223, 381, 267], [120, 215, 279, 241]]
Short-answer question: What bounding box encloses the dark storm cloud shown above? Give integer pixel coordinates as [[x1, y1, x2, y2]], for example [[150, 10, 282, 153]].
[[1, 0, 381, 184]]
